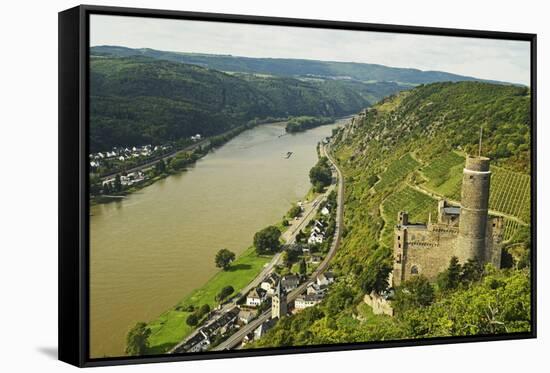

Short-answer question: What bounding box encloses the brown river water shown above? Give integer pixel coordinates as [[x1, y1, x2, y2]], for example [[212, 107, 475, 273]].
[[89, 120, 343, 357]]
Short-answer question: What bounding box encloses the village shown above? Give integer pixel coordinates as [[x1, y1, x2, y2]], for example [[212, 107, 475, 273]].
[[89, 134, 203, 177], [175, 270, 336, 353]]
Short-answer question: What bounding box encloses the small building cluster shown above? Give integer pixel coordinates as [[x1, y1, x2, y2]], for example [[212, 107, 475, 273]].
[[308, 219, 327, 244], [178, 269, 336, 352], [175, 307, 239, 353], [89, 144, 171, 169], [102, 171, 146, 187], [294, 272, 334, 311]]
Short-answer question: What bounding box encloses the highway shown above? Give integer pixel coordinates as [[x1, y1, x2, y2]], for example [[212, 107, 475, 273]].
[[212, 142, 345, 351]]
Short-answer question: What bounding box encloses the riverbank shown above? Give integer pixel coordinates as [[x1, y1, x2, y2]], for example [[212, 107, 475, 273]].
[[90, 120, 345, 358], [146, 246, 272, 354], [90, 119, 275, 206]]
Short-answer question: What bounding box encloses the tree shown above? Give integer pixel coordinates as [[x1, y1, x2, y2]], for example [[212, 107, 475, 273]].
[[460, 257, 484, 284], [358, 245, 392, 294], [155, 159, 167, 174], [281, 251, 290, 267], [309, 157, 332, 191], [215, 249, 236, 270], [299, 258, 307, 275], [114, 174, 122, 193], [186, 313, 198, 326], [288, 205, 302, 218], [198, 304, 211, 318], [215, 285, 234, 302], [437, 256, 461, 291], [394, 276, 435, 315], [253, 226, 281, 254], [125, 322, 151, 356], [296, 230, 306, 243]]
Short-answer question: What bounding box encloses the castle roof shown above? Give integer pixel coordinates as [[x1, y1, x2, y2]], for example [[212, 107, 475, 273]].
[[443, 206, 461, 215]]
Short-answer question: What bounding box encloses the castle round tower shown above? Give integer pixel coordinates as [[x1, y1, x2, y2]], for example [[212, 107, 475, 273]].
[[456, 155, 491, 263]]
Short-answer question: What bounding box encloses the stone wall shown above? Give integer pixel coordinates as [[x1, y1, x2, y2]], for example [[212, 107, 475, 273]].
[[364, 292, 394, 317]]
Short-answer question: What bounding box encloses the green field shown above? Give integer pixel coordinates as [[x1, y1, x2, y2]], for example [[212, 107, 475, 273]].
[[375, 153, 420, 192], [380, 186, 438, 247], [146, 247, 272, 354]]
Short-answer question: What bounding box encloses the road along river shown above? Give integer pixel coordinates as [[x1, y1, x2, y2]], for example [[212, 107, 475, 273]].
[[89, 119, 346, 357]]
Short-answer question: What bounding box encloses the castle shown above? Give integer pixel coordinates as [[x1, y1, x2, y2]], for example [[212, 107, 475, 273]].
[[392, 155, 504, 286]]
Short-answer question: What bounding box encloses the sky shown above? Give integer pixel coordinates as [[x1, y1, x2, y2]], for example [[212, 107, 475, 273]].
[[90, 15, 531, 85]]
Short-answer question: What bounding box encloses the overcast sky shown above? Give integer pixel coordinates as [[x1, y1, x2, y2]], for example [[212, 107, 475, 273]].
[[90, 15, 531, 85]]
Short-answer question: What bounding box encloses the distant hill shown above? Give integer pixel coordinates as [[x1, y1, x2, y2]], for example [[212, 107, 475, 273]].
[[90, 55, 383, 151], [91, 45, 507, 85]]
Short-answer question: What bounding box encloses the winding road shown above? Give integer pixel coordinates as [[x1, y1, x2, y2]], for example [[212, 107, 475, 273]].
[[211, 142, 345, 351]]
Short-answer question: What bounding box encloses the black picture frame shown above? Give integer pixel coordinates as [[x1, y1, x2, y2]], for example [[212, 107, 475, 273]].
[[59, 4, 537, 368]]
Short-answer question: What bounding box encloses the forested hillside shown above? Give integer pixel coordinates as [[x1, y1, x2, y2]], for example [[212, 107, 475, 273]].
[[90, 55, 374, 151], [91, 45, 505, 85], [247, 81, 532, 348]]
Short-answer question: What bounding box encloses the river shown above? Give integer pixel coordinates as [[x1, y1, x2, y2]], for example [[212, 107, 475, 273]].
[[89, 119, 345, 357]]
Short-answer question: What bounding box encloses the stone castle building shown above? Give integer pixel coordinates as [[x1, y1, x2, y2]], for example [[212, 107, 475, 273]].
[[392, 155, 504, 286]]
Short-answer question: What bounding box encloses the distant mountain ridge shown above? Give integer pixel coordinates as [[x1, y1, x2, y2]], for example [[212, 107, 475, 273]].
[[91, 45, 507, 86]]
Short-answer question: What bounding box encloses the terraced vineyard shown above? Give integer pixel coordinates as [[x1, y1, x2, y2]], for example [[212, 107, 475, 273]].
[[503, 219, 521, 242], [489, 167, 531, 222], [380, 186, 438, 247], [421, 151, 464, 182], [421, 151, 464, 200], [375, 153, 419, 192]]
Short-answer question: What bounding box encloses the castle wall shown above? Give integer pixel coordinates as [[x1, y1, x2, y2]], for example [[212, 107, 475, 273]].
[[394, 223, 459, 285]]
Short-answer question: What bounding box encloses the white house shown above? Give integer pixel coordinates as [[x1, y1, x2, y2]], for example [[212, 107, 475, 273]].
[[191, 134, 202, 141], [308, 232, 324, 244], [260, 273, 279, 295], [321, 207, 330, 216], [316, 272, 335, 287], [294, 294, 323, 310], [246, 289, 263, 307]]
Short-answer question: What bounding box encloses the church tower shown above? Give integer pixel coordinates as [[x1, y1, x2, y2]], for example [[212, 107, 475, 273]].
[[271, 281, 287, 319], [456, 155, 491, 263]]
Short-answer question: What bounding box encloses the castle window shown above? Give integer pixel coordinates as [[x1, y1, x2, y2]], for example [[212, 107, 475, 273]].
[[469, 175, 474, 180], [397, 235, 401, 241], [410, 265, 419, 275], [493, 223, 496, 227], [398, 243, 401, 248], [396, 254, 401, 263]]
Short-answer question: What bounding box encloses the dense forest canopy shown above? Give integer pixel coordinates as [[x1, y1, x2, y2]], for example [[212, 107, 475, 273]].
[[90, 55, 380, 151]]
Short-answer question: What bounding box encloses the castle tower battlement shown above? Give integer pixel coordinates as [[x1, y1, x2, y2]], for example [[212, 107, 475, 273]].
[[456, 155, 491, 263]]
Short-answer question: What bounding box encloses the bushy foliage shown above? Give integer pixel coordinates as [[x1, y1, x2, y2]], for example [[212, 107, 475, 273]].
[[253, 226, 281, 254], [309, 157, 332, 192]]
